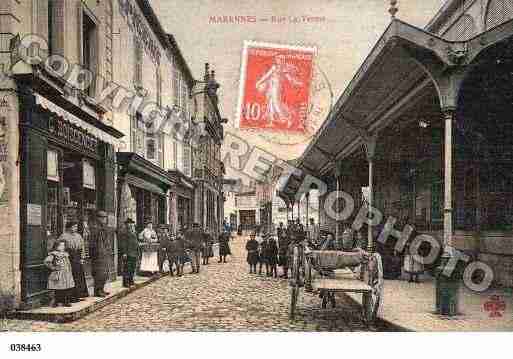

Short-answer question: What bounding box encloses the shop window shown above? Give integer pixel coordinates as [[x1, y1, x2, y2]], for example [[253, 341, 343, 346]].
[[47, 149, 60, 239], [146, 136, 156, 161], [183, 144, 191, 176]]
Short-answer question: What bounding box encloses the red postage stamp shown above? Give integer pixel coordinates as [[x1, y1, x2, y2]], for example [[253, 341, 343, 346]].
[[237, 41, 317, 133]]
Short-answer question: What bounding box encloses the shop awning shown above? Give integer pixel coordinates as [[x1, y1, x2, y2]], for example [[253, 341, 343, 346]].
[[35, 94, 124, 149], [117, 152, 176, 193]]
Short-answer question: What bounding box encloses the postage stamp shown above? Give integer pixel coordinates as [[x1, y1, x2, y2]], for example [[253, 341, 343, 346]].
[[236, 41, 322, 144]]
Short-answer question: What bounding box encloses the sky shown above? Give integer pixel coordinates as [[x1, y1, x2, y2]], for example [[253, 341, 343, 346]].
[[150, 0, 447, 179]]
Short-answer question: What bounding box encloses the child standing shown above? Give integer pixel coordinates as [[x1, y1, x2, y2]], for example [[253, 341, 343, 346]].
[[258, 234, 269, 275], [44, 240, 75, 307], [246, 233, 259, 274], [266, 236, 279, 278]]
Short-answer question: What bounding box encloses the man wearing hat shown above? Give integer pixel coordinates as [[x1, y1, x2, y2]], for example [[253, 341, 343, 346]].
[[185, 223, 203, 274], [89, 210, 112, 297], [118, 218, 139, 288]]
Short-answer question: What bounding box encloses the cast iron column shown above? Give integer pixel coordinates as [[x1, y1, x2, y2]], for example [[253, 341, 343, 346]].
[[443, 109, 454, 253]]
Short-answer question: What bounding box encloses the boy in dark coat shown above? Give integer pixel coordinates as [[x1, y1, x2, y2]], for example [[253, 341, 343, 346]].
[[246, 233, 259, 274], [202, 232, 214, 265], [218, 230, 231, 263], [266, 236, 279, 278], [118, 218, 139, 288], [258, 234, 269, 275]]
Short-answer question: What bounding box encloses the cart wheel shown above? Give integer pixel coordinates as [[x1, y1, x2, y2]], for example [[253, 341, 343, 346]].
[[289, 285, 299, 319]]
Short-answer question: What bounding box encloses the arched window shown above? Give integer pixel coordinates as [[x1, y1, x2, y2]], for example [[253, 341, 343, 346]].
[[485, 0, 513, 30], [446, 14, 476, 41]]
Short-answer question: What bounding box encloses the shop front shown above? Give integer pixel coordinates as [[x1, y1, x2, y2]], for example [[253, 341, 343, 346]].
[[168, 170, 194, 233], [117, 153, 173, 233], [18, 87, 123, 309]]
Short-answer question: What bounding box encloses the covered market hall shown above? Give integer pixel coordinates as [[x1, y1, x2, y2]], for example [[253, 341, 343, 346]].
[[280, 11, 513, 306]]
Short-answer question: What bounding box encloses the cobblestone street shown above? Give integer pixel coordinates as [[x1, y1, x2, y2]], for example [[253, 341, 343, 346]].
[[2, 236, 383, 332]]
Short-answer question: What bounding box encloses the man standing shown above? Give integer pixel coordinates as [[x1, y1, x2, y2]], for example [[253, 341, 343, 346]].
[[279, 221, 295, 278], [119, 218, 139, 288], [202, 231, 213, 265], [167, 232, 184, 277], [218, 229, 231, 263], [89, 211, 111, 297], [185, 223, 203, 274], [158, 225, 171, 274], [308, 218, 319, 243]]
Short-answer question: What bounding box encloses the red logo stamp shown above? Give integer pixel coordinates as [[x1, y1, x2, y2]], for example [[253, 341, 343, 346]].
[[483, 295, 506, 317], [237, 41, 316, 134]]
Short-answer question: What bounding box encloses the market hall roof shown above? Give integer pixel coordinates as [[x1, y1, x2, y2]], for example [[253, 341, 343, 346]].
[[292, 17, 513, 180]]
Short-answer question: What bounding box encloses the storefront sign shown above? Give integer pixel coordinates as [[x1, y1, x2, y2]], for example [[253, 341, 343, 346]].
[[27, 204, 42, 226], [48, 115, 99, 153], [118, 0, 162, 65]]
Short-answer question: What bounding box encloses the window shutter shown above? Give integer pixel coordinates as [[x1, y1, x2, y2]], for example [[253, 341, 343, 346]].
[[134, 38, 143, 85], [157, 134, 164, 166]]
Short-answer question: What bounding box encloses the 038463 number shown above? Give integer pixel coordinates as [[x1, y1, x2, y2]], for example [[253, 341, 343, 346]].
[[10, 344, 42, 352]]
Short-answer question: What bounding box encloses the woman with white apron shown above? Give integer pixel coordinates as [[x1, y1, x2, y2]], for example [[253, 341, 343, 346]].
[[138, 221, 160, 275]]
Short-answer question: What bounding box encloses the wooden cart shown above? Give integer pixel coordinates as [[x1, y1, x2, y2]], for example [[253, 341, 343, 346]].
[[288, 243, 383, 323]]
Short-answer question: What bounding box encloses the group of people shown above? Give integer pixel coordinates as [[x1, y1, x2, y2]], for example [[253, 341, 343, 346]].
[[118, 219, 233, 286], [245, 218, 310, 279], [44, 211, 112, 307], [44, 210, 232, 308]]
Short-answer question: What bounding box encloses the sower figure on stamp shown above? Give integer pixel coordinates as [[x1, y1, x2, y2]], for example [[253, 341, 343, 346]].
[[246, 232, 259, 274], [185, 223, 203, 274], [89, 211, 111, 297], [119, 218, 139, 288]]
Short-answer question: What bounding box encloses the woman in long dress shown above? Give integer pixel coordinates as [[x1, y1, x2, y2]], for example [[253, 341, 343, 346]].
[[59, 221, 89, 302], [138, 221, 160, 275]]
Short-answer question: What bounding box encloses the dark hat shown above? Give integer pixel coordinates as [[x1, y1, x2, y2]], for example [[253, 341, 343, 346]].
[[97, 210, 108, 218], [158, 224, 170, 230], [144, 218, 153, 225], [192, 222, 200, 227], [124, 218, 135, 224]]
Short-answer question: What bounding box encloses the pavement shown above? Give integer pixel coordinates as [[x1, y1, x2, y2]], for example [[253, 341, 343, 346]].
[[346, 274, 513, 331], [1, 235, 382, 332], [3, 235, 508, 332]]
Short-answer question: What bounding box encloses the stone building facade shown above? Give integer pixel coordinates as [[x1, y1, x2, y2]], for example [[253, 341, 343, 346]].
[[0, 0, 225, 309], [192, 64, 226, 236]]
